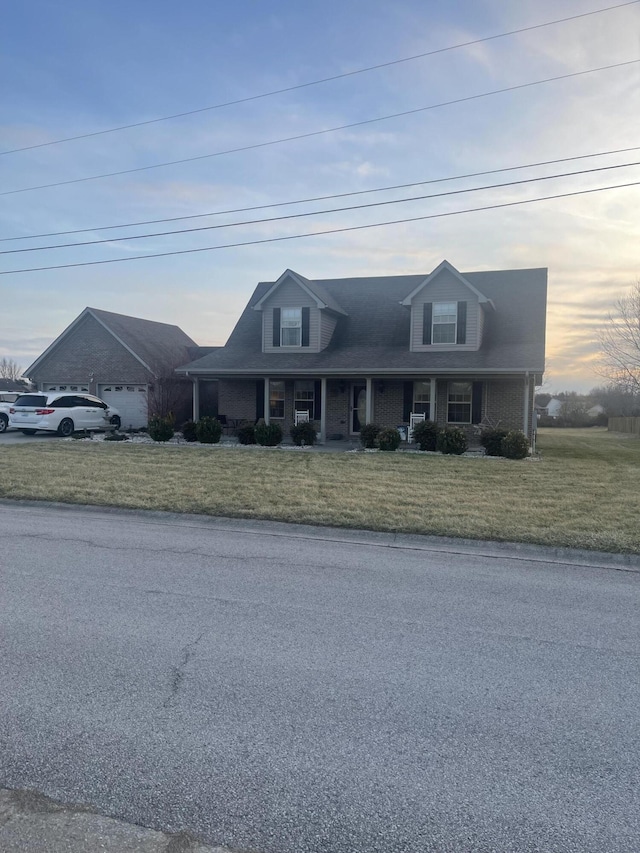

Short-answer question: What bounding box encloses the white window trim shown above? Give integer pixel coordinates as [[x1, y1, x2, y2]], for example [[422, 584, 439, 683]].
[[281, 308, 302, 348], [447, 381, 472, 424], [293, 380, 314, 418], [413, 379, 434, 421], [432, 302, 457, 346]]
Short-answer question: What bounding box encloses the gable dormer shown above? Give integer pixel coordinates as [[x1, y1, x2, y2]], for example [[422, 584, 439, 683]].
[[254, 269, 347, 353], [401, 260, 494, 352]]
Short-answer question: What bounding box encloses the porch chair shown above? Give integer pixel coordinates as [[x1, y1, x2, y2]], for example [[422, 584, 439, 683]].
[[294, 410, 310, 426], [408, 411, 426, 442]]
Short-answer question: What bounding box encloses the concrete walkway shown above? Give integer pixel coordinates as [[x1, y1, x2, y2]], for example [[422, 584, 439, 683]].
[[0, 788, 229, 853]]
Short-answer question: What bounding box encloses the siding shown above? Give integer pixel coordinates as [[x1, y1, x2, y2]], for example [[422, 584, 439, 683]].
[[411, 267, 480, 352], [320, 312, 338, 351], [262, 278, 320, 353]]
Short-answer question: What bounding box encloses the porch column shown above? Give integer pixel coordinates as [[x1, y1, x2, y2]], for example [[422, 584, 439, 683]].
[[320, 378, 327, 443], [430, 378, 436, 421], [523, 373, 530, 437], [192, 377, 200, 422], [365, 377, 373, 424], [264, 378, 270, 424]]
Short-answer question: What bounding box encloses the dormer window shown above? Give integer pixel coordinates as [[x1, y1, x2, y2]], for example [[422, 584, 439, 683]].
[[281, 308, 302, 346], [432, 302, 457, 344], [421, 300, 467, 346]]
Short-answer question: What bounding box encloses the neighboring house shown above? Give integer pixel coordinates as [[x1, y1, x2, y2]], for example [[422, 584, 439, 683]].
[[542, 398, 563, 418], [177, 260, 547, 441], [24, 308, 200, 429]]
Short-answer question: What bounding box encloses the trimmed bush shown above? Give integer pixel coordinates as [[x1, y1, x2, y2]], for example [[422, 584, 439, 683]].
[[196, 416, 222, 444], [436, 426, 468, 455], [359, 423, 380, 449], [501, 430, 529, 459], [148, 414, 175, 442], [255, 419, 282, 446], [412, 419, 439, 451], [290, 421, 317, 446], [377, 427, 401, 451], [181, 420, 198, 442], [236, 421, 256, 445], [480, 428, 509, 457]]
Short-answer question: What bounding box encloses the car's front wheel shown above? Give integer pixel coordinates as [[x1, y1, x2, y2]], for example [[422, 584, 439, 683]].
[[58, 418, 75, 437], [0, 414, 8, 433], [110, 415, 121, 430]]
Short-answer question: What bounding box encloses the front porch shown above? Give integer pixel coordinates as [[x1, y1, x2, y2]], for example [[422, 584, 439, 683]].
[[190, 375, 536, 442]]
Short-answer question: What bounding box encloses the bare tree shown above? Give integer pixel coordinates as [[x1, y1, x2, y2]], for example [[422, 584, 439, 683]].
[[0, 357, 23, 381], [599, 280, 640, 392]]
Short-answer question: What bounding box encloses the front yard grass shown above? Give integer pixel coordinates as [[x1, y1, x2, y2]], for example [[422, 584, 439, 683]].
[[0, 428, 638, 553]]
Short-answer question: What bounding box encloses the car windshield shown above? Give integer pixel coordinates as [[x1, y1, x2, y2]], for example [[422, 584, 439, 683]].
[[0, 393, 19, 403], [13, 395, 47, 407]]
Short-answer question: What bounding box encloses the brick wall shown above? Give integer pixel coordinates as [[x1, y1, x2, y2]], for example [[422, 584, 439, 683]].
[[30, 314, 152, 390], [218, 379, 260, 422]]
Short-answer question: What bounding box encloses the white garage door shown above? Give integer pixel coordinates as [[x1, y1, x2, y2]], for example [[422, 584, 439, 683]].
[[98, 384, 148, 429]]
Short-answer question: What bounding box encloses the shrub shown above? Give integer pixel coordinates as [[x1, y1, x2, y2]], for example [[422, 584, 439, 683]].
[[254, 419, 282, 446], [501, 430, 529, 459], [359, 423, 380, 449], [480, 428, 509, 457], [181, 420, 198, 442], [412, 419, 439, 451], [290, 421, 317, 446], [148, 414, 175, 442], [196, 416, 222, 444], [377, 427, 401, 451], [436, 426, 468, 455], [236, 421, 256, 445]]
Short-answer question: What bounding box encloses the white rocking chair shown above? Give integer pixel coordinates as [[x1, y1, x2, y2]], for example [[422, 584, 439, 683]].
[[408, 411, 426, 442], [294, 410, 310, 426]]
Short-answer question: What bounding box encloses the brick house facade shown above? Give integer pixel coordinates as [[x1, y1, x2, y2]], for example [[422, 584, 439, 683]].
[[179, 262, 546, 442]]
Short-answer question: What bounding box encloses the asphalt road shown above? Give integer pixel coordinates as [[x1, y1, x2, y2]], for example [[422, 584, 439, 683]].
[[1, 503, 639, 853]]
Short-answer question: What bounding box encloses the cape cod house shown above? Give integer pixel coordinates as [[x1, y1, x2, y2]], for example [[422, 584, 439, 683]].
[[177, 260, 547, 442]]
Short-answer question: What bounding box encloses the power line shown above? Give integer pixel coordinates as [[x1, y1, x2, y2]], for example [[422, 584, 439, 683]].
[[2, 0, 637, 156], [3, 58, 638, 198], [4, 143, 640, 243], [2, 179, 638, 275], [3, 160, 639, 255]]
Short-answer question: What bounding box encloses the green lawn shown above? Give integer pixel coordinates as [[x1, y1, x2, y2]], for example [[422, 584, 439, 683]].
[[1, 428, 638, 553]]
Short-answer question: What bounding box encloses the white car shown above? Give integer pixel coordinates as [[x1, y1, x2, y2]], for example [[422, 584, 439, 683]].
[[9, 392, 121, 436], [0, 392, 20, 433]]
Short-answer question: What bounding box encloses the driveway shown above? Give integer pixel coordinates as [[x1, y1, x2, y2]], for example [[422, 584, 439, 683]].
[[0, 430, 66, 444]]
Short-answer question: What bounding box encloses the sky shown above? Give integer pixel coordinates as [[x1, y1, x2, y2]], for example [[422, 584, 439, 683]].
[[1, 0, 639, 393]]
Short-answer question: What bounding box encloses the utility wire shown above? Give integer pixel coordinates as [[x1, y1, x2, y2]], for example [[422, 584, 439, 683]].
[[3, 58, 638, 198], [2, 0, 638, 156], [4, 143, 640, 243], [3, 160, 639, 255], [3, 179, 638, 275]]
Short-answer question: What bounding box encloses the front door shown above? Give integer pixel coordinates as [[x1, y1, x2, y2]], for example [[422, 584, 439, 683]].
[[350, 383, 367, 434]]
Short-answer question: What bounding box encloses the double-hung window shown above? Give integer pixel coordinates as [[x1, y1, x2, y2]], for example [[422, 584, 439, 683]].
[[294, 380, 314, 417], [281, 308, 302, 347], [432, 302, 457, 344], [447, 381, 472, 423], [269, 381, 285, 418], [413, 381, 432, 418]]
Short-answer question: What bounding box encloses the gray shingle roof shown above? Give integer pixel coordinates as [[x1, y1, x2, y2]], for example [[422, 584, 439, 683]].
[[178, 268, 547, 375], [88, 308, 197, 375]]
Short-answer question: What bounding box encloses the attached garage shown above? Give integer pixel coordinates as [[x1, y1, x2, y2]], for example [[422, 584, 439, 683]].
[[23, 307, 199, 429], [98, 384, 148, 429]]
